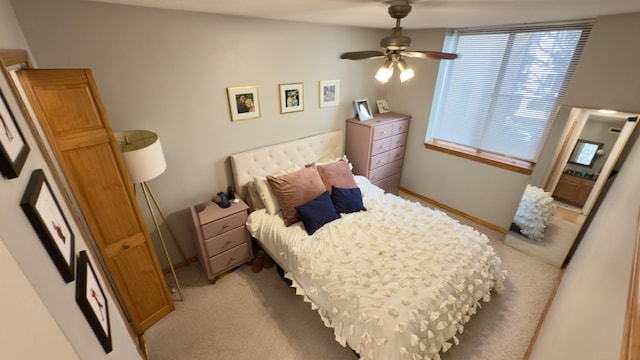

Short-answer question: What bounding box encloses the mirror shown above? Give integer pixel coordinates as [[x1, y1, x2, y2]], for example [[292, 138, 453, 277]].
[[506, 106, 639, 267]]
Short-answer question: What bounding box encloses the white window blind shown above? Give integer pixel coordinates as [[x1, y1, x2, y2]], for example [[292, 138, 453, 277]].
[[427, 21, 592, 162]]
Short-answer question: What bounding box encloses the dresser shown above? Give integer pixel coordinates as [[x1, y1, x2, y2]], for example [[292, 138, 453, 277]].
[[552, 173, 596, 208], [346, 112, 411, 194], [190, 199, 253, 284]]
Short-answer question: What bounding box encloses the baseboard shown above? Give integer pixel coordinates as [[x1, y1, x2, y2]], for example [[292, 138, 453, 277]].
[[162, 256, 198, 274], [398, 186, 508, 234]]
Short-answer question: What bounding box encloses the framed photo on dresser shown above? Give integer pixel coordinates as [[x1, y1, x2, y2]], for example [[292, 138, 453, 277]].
[[354, 98, 373, 121]]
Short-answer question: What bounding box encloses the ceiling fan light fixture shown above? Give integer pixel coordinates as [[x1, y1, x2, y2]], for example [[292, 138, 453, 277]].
[[375, 59, 394, 83], [397, 59, 414, 82]]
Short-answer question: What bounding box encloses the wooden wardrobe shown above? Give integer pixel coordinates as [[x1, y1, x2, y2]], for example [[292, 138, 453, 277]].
[[13, 64, 173, 334]]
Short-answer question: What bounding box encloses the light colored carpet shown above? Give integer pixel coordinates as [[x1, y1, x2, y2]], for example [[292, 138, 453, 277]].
[[505, 207, 584, 268], [145, 201, 560, 360]]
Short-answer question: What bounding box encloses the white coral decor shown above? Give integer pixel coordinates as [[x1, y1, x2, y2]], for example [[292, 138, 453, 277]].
[[513, 184, 556, 241]]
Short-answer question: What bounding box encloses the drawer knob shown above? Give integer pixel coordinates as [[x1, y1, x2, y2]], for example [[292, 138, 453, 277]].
[[222, 224, 229, 230], [372, 176, 377, 180], [122, 244, 130, 250], [377, 160, 384, 164], [227, 257, 235, 265], [382, 131, 387, 135], [225, 240, 232, 245]]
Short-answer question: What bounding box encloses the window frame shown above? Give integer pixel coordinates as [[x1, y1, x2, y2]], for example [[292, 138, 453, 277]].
[[425, 21, 592, 174]]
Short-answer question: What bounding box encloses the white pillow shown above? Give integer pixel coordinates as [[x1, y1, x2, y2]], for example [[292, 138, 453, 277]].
[[253, 176, 281, 215]]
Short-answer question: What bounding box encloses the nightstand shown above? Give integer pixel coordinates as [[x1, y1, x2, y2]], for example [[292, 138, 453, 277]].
[[190, 198, 253, 284]]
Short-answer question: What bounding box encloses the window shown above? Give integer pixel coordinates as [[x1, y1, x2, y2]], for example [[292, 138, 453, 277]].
[[426, 21, 592, 172]]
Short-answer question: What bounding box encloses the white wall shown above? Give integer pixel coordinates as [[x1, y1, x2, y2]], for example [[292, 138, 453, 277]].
[[11, 0, 386, 265], [9, 0, 640, 358], [0, 1, 141, 358], [530, 13, 640, 359]]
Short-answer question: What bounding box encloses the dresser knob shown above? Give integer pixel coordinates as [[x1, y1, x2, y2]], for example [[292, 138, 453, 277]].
[[222, 224, 229, 230], [225, 240, 232, 245], [122, 244, 130, 250]]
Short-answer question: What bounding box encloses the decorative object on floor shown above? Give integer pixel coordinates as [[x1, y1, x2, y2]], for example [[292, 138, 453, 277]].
[[339, 1, 457, 83], [319, 80, 340, 108], [115, 130, 186, 300], [512, 184, 556, 241], [227, 85, 261, 122], [0, 88, 29, 179], [376, 99, 390, 113], [353, 99, 373, 121], [20, 169, 75, 283], [76, 251, 112, 353], [252, 250, 265, 273], [279, 82, 304, 113]]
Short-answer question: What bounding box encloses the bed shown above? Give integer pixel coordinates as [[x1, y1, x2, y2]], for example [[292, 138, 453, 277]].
[[511, 184, 556, 242], [229, 131, 506, 360]]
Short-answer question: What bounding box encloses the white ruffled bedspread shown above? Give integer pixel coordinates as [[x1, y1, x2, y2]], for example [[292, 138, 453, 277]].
[[247, 177, 506, 360], [512, 184, 556, 242]]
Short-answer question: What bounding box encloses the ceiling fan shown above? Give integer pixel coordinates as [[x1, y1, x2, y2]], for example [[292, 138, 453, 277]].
[[340, 0, 458, 82]]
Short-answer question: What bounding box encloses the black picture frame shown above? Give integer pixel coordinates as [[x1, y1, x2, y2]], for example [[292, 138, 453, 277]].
[[0, 88, 29, 179], [20, 169, 75, 282], [76, 251, 112, 353]]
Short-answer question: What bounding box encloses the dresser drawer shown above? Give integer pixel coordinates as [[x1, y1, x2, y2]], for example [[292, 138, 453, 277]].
[[369, 151, 390, 171], [390, 133, 407, 149], [369, 159, 403, 183], [201, 211, 247, 239], [208, 243, 251, 275], [372, 124, 394, 141], [392, 119, 409, 135], [388, 146, 405, 162], [204, 226, 249, 257], [370, 137, 392, 156], [373, 172, 401, 194]]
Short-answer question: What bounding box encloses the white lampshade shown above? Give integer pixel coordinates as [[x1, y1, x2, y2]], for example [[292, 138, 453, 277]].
[[114, 130, 167, 184]]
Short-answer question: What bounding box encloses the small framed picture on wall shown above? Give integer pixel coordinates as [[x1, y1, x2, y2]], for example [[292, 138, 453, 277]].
[[0, 88, 30, 179], [319, 80, 340, 108], [227, 86, 261, 122], [279, 83, 304, 113]]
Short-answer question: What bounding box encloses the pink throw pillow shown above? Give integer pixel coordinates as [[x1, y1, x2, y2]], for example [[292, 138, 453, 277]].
[[267, 164, 326, 226]]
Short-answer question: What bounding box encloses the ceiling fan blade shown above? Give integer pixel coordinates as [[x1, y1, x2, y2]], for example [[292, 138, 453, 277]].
[[340, 51, 386, 60], [401, 51, 458, 60]]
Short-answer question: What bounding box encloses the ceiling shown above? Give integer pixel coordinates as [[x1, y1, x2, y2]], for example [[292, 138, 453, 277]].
[[85, 0, 640, 29]]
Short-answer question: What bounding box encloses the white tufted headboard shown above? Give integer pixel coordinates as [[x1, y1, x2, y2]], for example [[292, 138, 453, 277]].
[[229, 130, 344, 200]]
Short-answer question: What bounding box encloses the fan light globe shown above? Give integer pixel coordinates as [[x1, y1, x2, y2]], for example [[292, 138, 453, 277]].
[[397, 59, 415, 82]]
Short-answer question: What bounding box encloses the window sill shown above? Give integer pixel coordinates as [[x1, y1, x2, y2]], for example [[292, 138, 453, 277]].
[[424, 140, 534, 175]]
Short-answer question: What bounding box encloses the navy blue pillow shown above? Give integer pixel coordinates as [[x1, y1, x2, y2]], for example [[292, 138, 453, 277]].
[[331, 186, 366, 214], [295, 191, 340, 235]]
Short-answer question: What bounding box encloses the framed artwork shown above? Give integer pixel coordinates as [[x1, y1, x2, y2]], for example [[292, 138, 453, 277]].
[[0, 88, 30, 179], [376, 99, 390, 113], [319, 80, 340, 108], [279, 83, 304, 113], [76, 251, 112, 353], [354, 98, 374, 121], [20, 169, 75, 283], [227, 86, 261, 122]]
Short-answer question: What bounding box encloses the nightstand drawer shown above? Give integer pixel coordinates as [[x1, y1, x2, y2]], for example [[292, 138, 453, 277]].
[[201, 211, 247, 239], [205, 226, 249, 256], [208, 243, 251, 275], [371, 137, 392, 156], [372, 123, 394, 141]]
